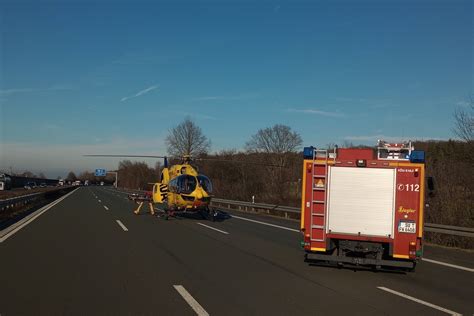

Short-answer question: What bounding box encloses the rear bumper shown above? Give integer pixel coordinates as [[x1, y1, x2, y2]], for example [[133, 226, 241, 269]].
[[305, 252, 416, 269]]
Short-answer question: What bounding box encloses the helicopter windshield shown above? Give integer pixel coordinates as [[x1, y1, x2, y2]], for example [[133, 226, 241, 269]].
[[176, 175, 197, 194], [197, 175, 213, 193]]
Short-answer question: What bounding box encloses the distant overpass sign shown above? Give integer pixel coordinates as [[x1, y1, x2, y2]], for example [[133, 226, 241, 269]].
[[95, 169, 107, 177]]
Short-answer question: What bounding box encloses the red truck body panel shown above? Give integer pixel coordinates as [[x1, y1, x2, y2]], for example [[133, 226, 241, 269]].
[[301, 151, 425, 263]]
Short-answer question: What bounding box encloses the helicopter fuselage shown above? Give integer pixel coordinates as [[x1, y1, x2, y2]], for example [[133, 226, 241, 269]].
[[152, 163, 213, 211]]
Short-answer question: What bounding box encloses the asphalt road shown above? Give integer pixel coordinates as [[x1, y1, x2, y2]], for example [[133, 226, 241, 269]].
[[1, 187, 472, 315]]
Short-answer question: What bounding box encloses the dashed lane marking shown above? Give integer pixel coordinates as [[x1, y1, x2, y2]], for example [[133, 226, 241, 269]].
[[196, 222, 229, 235], [104, 206, 109, 211], [173, 285, 209, 316], [116, 220, 128, 232]]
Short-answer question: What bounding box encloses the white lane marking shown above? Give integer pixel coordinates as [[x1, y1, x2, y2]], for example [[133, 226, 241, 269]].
[[0, 188, 79, 243], [173, 285, 209, 316], [104, 206, 109, 211], [196, 222, 229, 235], [422, 258, 474, 273], [377, 287, 461, 315], [98, 199, 101, 203], [232, 214, 472, 272], [116, 220, 128, 231], [231, 215, 300, 233]]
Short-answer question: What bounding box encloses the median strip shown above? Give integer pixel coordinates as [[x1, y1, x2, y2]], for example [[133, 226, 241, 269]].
[[173, 285, 209, 316]]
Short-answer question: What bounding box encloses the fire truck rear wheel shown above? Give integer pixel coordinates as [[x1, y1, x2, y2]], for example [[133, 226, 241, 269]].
[[407, 263, 417, 272]]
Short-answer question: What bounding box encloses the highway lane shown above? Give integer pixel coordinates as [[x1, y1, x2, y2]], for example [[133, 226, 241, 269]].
[[0, 187, 194, 315], [0, 186, 472, 315], [74, 187, 474, 314], [86, 187, 474, 315]]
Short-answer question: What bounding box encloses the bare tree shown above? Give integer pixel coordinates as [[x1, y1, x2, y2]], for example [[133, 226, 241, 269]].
[[166, 118, 211, 157], [117, 160, 158, 189], [246, 124, 302, 154], [66, 171, 77, 181], [453, 97, 473, 142], [245, 124, 302, 202], [19, 171, 37, 178]]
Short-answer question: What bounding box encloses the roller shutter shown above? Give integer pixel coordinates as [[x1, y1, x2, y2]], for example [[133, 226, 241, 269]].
[[327, 166, 395, 237]]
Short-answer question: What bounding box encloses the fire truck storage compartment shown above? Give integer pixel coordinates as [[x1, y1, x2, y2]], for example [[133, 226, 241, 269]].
[[327, 166, 396, 237]]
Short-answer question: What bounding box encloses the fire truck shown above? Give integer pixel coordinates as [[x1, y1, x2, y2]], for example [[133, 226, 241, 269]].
[[301, 140, 427, 270]]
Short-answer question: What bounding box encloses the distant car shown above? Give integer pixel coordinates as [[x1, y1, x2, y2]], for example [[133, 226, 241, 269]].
[[24, 182, 37, 190], [40, 183, 47, 188]]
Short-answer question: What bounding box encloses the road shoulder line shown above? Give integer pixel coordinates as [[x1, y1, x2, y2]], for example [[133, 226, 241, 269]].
[[377, 286, 461, 315], [231, 213, 473, 272], [422, 257, 473, 273], [231, 214, 300, 232]]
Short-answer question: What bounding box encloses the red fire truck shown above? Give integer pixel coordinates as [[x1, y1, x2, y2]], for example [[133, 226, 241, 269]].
[[301, 140, 427, 270]]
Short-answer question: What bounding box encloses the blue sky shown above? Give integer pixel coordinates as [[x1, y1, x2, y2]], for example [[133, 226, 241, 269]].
[[1, 0, 472, 177]]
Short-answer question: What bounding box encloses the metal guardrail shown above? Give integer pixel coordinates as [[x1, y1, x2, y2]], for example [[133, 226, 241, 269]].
[[210, 198, 474, 238], [111, 188, 473, 238], [0, 192, 45, 212], [0, 187, 73, 212]]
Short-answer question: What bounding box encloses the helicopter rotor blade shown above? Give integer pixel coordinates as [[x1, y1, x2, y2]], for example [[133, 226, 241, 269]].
[[193, 157, 288, 168], [84, 155, 288, 168], [84, 154, 168, 159]]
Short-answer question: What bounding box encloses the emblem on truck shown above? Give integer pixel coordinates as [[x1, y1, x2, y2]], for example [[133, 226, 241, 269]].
[[398, 206, 416, 214]]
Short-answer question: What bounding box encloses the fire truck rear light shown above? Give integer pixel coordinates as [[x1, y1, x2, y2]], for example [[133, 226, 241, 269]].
[[303, 234, 311, 248], [409, 242, 417, 258]]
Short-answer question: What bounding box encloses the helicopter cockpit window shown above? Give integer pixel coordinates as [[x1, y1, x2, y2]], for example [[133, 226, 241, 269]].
[[177, 175, 197, 194], [168, 178, 178, 193], [197, 175, 213, 193]]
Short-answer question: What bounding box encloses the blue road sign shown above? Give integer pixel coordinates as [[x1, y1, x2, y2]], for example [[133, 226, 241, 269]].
[[95, 169, 107, 177]]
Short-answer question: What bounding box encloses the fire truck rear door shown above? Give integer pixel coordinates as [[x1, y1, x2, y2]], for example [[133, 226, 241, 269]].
[[327, 167, 396, 237]]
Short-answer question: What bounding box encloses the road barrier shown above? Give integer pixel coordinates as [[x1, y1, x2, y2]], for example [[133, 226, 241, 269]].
[[210, 198, 474, 238], [112, 188, 473, 238], [0, 187, 74, 213]]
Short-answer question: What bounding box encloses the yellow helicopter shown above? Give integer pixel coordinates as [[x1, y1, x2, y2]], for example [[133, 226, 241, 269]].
[[84, 154, 216, 220]]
